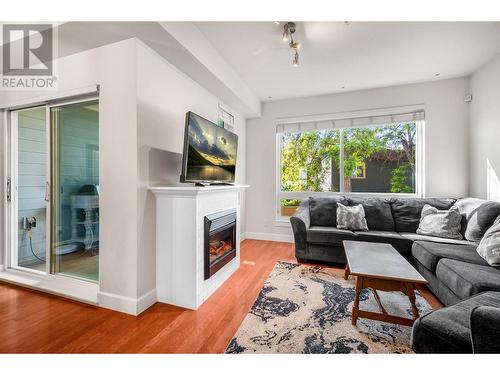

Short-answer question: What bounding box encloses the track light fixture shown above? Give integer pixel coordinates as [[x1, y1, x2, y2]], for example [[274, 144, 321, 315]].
[[293, 51, 299, 67], [282, 22, 293, 42], [282, 22, 301, 66]]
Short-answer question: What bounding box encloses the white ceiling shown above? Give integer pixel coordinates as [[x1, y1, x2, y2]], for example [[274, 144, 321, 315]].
[[195, 22, 500, 101]]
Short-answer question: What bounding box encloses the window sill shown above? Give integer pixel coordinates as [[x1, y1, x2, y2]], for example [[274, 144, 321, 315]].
[[279, 191, 419, 198], [275, 218, 292, 227]]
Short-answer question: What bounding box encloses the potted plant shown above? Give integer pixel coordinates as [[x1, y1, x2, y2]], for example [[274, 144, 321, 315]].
[[280, 199, 301, 217]]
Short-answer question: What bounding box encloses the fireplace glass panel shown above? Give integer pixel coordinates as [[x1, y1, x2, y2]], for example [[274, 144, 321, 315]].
[[204, 208, 237, 279], [209, 225, 235, 265]]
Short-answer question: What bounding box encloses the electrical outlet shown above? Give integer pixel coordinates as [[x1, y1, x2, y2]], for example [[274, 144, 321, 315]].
[[22, 217, 37, 230]]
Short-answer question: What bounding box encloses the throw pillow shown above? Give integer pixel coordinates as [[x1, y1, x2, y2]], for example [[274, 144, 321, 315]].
[[390, 198, 456, 233], [455, 198, 500, 242], [416, 204, 463, 239], [309, 196, 348, 227], [476, 216, 500, 267], [336, 203, 368, 231], [347, 197, 395, 231]]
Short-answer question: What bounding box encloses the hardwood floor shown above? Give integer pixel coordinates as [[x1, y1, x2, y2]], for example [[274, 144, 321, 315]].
[[0, 239, 442, 353]]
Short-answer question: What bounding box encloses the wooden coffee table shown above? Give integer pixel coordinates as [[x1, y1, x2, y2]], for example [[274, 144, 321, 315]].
[[343, 240, 428, 327]]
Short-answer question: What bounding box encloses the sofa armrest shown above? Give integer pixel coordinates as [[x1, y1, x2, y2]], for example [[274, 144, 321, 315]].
[[470, 306, 500, 353], [290, 201, 311, 258]]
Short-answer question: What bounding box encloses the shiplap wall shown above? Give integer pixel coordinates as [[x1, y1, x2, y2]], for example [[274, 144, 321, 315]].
[[17, 107, 47, 265]]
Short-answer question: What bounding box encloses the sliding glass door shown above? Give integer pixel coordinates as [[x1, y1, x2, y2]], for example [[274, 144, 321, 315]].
[[8, 98, 99, 283], [50, 99, 100, 282], [10, 106, 50, 273]]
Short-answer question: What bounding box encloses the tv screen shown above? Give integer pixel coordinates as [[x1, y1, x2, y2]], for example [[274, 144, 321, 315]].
[[180, 111, 238, 183]]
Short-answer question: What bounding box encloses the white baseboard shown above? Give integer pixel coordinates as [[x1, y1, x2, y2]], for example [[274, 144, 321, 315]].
[[240, 232, 247, 241], [137, 288, 157, 314], [243, 231, 294, 243], [98, 288, 157, 316]]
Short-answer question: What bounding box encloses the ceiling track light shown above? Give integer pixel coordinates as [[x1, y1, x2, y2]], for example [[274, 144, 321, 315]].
[[293, 51, 299, 67], [282, 22, 294, 42], [282, 22, 301, 66]]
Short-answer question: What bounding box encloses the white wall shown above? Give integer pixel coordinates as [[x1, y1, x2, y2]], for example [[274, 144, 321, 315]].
[[159, 22, 261, 118], [0, 39, 140, 312], [0, 38, 247, 315], [245, 78, 470, 240], [469, 54, 500, 200], [135, 40, 246, 298]]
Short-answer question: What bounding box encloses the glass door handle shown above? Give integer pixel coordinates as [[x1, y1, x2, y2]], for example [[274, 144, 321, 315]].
[[45, 181, 51, 202]]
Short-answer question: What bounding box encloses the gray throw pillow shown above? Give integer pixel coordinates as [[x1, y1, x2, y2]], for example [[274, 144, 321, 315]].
[[336, 203, 368, 231], [416, 204, 463, 239], [309, 196, 348, 227], [347, 197, 395, 231], [477, 216, 500, 267], [455, 198, 500, 242]]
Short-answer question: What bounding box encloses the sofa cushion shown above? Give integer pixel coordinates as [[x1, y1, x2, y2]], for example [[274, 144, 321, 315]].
[[354, 230, 413, 255], [348, 197, 395, 231], [455, 198, 500, 242], [411, 241, 486, 273], [309, 196, 347, 227], [416, 204, 462, 239], [390, 198, 456, 233], [411, 291, 500, 353], [414, 259, 462, 306], [401, 233, 474, 246], [306, 226, 356, 244], [436, 259, 500, 300]]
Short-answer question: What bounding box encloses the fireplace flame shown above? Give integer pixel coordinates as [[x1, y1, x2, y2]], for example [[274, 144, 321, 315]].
[[209, 240, 233, 263]]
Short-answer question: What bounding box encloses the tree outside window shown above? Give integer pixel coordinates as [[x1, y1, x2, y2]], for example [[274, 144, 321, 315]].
[[279, 122, 417, 195]]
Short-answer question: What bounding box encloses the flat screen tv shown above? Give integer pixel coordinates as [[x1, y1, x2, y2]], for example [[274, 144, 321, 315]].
[[180, 111, 238, 184]]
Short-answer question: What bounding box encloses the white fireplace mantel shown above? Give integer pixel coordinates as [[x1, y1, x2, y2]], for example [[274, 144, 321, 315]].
[[150, 184, 249, 309]]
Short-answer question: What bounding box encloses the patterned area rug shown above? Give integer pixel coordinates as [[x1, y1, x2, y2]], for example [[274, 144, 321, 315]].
[[226, 261, 432, 354]]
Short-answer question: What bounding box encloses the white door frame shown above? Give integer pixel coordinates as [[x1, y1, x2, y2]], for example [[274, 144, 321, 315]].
[[4, 95, 99, 279]]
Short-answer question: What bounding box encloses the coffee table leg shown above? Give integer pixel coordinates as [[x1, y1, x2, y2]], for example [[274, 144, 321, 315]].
[[405, 282, 419, 319], [344, 264, 350, 280], [352, 276, 363, 325]]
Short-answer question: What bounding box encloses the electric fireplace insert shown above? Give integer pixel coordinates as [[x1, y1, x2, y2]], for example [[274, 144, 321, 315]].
[[204, 209, 237, 280]]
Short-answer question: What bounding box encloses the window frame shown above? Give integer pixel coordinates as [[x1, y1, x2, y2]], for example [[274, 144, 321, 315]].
[[275, 119, 425, 222], [351, 164, 366, 179]]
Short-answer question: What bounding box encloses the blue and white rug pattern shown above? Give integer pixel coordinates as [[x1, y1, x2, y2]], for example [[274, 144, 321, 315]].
[[226, 261, 432, 354]]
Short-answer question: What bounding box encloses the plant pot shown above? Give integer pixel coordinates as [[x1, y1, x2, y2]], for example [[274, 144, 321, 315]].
[[281, 205, 299, 217]]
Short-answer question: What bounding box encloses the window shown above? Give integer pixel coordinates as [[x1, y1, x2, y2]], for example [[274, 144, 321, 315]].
[[280, 129, 341, 193], [277, 112, 423, 219], [351, 164, 366, 179], [342, 124, 417, 193]]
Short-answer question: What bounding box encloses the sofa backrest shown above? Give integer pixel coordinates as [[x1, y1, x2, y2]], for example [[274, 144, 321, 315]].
[[309, 196, 348, 227], [454, 198, 500, 242], [390, 198, 456, 233], [304, 196, 500, 238], [347, 197, 394, 231], [307, 196, 459, 233]]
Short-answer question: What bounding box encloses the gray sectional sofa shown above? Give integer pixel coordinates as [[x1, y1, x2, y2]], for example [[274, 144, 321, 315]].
[[290, 195, 500, 353]]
